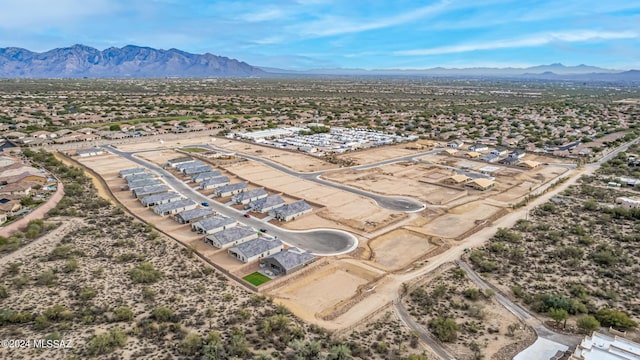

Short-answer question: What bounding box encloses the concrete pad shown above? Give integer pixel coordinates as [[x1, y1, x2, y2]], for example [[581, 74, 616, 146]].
[[514, 338, 569, 360]]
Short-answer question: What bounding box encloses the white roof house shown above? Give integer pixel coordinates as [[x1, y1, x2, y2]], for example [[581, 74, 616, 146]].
[[228, 237, 283, 263], [175, 160, 205, 171], [273, 200, 312, 221], [215, 183, 248, 197], [570, 332, 640, 360], [119, 167, 147, 178], [174, 208, 215, 224], [127, 178, 162, 191], [232, 188, 268, 205], [204, 225, 258, 249], [200, 176, 230, 190], [140, 192, 182, 207], [245, 194, 286, 213], [133, 185, 168, 198], [183, 165, 212, 176], [125, 172, 155, 183], [192, 215, 238, 234], [167, 156, 193, 167], [191, 170, 222, 183], [153, 199, 197, 216], [616, 197, 640, 209]]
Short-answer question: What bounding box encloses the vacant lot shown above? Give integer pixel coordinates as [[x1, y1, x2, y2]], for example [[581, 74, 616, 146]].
[[423, 201, 502, 239], [369, 228, 437, 271]]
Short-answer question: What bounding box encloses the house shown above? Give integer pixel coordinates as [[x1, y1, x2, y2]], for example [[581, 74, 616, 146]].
[[0, 182, 34, 197], [175, 160, 204, 172], [191, 170, 222, 183], [499, 157, 519, 166], [126, 178, 162, 191], [245, 194, 286, 213], [443, 174, 471, 185], [469, 144, 488, 152], [0, 211, 6, 224], [443, 148, 458, 155], [518, 160, 540, 169], [200, 176, 230, 190], [491, 148, 508, 156], [481, 153, 499, 163], [31, 130, 53, 139], [272, 200, 312, 221], [192, 215, 238, 234], [153, 199, 197, 216], [132, 185, 168, 198], [0, 156, 16, 168], [182, 165, 212, 176], [0, 170, 47, 185], [0, 200, 21, 214], [124, 172, 155, 183], [569, 331, 640, 360], [119, 168, 147, 178], [466, 151, 482, 158], [228, 237, 284, 263], [174, 208, 215, 224], [215, 183, 248, 197], [140, 192, 182, 207], [232, 188, 268, 205], [467, 178, 495, 191], [508, 149, 526, 159], [261, 247, 316, 275], [205, 225, 258, 249], [447, 140, 464, 149], [479, 166, 499, 175], [615, 197, 640, 209], [76, 148, 105, 157]]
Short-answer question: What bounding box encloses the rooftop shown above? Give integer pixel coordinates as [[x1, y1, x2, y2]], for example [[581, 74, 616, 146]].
[[154, 199, 196, 213], [274, 200, 312, 217], [230, 237, 283, 258], [206, 225, 256, 246], [194, 215, 237, 230], [264, 247, 316, 271], [217, 182, 248, 193], [140, 191, 182, 206], [233, 188, 268, 201], [176, 207, 215, 221]]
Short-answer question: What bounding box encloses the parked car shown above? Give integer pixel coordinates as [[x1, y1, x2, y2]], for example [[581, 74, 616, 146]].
[[201, 202, 209, 207], [243, 213, 250, 218], [259, 228, 267, 233]]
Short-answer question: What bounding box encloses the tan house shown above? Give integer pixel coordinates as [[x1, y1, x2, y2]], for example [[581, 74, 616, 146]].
[[518, 160, 540, 169], [467, 178, 495, 191], [443, 174, 471, 185]]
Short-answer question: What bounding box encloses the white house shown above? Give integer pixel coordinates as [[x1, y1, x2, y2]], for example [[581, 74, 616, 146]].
[[228, 237, 283, 263], [154, 199, 197, 216], [192, 215, 238, 234], [616, 197, 640, 209], [245, 194, 286, 213], [140, 192, 182, 207], [272, 200, 312, 221], [205, 225, 258, 249], [174, 208, 215, 224], [215, 183, 248, 197], [232, 188, 268, 205], [200, 176, 230, 190]]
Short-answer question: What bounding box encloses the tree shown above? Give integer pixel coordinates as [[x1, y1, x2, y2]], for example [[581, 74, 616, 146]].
[[549, 308, 569, 329], [181, 333, 202, 356], [595, 309, 638, 329], [429, 317, 459, 342], [576, 315, 600, 333], [328, 344, 352, 360], [109, 124, 121, 131], [113, 306, 134, 322], [202, 331, 225, 360]]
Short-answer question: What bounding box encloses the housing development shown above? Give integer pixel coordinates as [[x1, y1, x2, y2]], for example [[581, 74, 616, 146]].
[[0, 78, 639, 360]]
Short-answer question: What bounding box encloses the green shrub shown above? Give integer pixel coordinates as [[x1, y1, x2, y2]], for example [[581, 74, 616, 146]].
[[129, 262, 162, 284]]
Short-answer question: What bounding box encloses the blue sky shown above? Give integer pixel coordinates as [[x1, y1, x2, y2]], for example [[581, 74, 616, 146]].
[[1, 0, 639, 70]]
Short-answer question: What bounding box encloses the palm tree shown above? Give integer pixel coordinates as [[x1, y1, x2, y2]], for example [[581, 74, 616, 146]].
[[328, 344, 352, 360]]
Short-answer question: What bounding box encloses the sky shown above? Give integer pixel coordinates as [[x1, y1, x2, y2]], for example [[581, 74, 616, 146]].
[[0, 0, 639, 70]]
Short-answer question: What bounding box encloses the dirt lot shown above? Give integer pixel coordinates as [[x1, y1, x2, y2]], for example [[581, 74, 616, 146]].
[[369, 228, 437, 271], [272, 260, 383, 322], [337, 143, 423, 165], [423, 201, 502, 239]]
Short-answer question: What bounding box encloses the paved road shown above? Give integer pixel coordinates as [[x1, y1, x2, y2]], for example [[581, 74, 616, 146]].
[[103, 145, 357, 256], [199, 144, 427, 212]]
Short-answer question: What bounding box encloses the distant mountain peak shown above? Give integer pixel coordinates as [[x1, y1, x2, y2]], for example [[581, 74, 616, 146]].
[[0, 45, 266, 78]]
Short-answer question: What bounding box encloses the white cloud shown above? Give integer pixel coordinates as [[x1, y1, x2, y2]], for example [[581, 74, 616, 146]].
[[240, 8, 286, 22], [395, 30, 638, 56], [298, 0, 453, 37]]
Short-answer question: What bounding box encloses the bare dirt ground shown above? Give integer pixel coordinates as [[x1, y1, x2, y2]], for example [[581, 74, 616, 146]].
[[213, 138, 337, 172], [424, 202, 502, 238], [369, 228, 437, 271], [337, 143, 422, 165]]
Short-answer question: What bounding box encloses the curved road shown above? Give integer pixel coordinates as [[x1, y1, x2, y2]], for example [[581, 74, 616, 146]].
[[199, 143, 427, 212], [103, 145, 358, 256]]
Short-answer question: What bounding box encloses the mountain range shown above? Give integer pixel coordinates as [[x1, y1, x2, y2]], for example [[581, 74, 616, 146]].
[[0, 44, 638, 81], [0, 44, 264, 78]]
